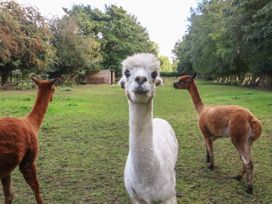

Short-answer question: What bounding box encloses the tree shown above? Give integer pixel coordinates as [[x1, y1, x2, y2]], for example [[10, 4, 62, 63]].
[[0, 1, 55, 85], [158, 55, 174, 72], [237, 1, 272, 74], [173, 0, 272, 87], [172, 38, 194, 74], [50, 16, 102, 78], [67, 5, 158, 76]]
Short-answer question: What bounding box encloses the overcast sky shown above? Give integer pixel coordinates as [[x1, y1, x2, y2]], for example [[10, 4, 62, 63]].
[[16, 0, 198, 59]]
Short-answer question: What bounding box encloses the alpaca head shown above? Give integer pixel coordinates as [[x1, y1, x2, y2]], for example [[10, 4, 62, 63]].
[[119, 53, 163, 103], [173, 73, 197, 89], [31, 76, 58, 102]]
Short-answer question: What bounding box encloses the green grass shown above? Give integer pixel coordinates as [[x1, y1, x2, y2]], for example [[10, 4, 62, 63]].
[[0, 79, 271, 203]]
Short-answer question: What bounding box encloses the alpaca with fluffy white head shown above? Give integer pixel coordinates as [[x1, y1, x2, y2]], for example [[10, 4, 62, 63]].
[[119, 53, 179, 204]]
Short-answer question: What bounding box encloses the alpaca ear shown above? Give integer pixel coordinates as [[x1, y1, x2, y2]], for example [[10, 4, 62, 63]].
[[31, 76, 39, 85], [192, 73, 197, 79], [49, 78, 59, 86], [118, 77, 126, 89], [155, 76, 163, 87]]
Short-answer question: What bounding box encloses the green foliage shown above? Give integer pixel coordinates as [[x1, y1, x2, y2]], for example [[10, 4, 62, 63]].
[[158, 55, 174, 72], [160, 72, 179, 77], [173, 0, 272, 88], [67, 5, 158, 76], [239, 0, 272, 74], [49, 16, 102, 77], [0, 2, 157, 83], [0, 1, 55, 85], [0, 81, 271, 203]]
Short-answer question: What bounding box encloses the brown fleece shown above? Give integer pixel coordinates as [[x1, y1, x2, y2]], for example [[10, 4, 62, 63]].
[[0, 77, 57, 204], [173, 74, 262, 194]]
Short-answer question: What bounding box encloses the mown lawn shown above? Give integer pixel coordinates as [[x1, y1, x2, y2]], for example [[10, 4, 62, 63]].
[[0, 79, 271, 203]]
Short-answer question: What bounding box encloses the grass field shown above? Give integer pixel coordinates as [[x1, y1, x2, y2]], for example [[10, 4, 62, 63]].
[[0, 79, 271, 203]]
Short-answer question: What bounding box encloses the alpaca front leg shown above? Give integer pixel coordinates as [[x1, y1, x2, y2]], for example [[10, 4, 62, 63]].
[[205, 144, 210, 163], [1, 175, 13, 204], [20, 164, 43, 204], [200, 127, 214, 170], [204, 138, 214, 170]]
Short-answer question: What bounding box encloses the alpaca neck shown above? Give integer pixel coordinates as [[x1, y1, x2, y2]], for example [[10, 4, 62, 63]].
[[129, 100, 158, 174], [188, 82, 204, 114], [26, 89, 51, 132]]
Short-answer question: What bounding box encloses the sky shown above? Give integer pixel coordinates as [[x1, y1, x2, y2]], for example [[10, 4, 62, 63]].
[[16, 0, 198, 60]]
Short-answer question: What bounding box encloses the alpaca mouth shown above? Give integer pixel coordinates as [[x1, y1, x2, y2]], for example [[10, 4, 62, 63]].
[[134, 87, 149, 95], [134, 90, 148, 95]]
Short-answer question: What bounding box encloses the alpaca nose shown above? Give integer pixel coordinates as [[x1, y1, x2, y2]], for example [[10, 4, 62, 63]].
[[135, 76, 147, 85]]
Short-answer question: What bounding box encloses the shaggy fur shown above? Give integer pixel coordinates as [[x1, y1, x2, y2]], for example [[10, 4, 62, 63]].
[[122, 53, 160, 72], [120, 53, 178, 204], [0, 77, 57, 204], [173, 74, 262, 194]]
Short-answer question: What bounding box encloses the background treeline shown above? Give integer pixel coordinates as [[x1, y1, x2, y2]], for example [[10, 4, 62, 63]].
[[0, 1, 159, 86], [1, 1, 272, 89], [173, 0, 272, 89]]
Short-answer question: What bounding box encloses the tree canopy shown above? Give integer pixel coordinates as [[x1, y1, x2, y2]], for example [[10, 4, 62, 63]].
[[173, 0, 272, 88], [158, 55, 174, 72], [66, 4, 158, 75], [49, 15, 102, 78], [0, 1, 55, 85], [2, 0, 271, 88], [0, 2, 157, 85]]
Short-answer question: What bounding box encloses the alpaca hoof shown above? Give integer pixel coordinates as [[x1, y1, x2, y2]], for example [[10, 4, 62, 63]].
[[246, 186, 253, 194], [208, 164, 214, 170], [233, 175, 243, 181]]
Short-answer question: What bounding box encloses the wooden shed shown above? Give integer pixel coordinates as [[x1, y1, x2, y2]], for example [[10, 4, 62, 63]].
[[86, 70, 115, 84]]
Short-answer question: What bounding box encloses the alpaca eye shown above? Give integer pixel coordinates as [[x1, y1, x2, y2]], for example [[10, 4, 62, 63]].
[[124, 69, 130, 78], [151, 71, 157, 79], [179, 81, 184, 85]]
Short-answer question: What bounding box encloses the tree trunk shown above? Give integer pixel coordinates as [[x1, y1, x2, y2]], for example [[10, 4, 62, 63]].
[[259, 74, 272, 89], [0, 73, 9, 86], [0, 65, 12, 86]]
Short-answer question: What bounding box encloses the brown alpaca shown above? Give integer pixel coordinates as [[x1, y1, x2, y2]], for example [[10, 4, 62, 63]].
[[173, 74, 262, 194], [0, 77, 57, 204]]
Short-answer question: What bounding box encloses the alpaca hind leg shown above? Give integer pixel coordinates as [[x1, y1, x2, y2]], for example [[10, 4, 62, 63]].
[[1, 175, 13, 204], [235, 145, 253, 193], [241, 153, 254, 194], [229, 115, 253, 193], [19, 163, 43, 204]]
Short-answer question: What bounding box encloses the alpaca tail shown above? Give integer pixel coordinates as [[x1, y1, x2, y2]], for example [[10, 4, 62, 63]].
[[249, 116, 262, 143]]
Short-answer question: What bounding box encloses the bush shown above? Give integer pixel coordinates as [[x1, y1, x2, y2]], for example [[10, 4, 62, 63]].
[[160, 72, 179, 77]]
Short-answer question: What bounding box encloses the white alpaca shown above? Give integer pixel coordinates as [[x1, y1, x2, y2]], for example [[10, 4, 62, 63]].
[[119, 53, 179, 204]]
